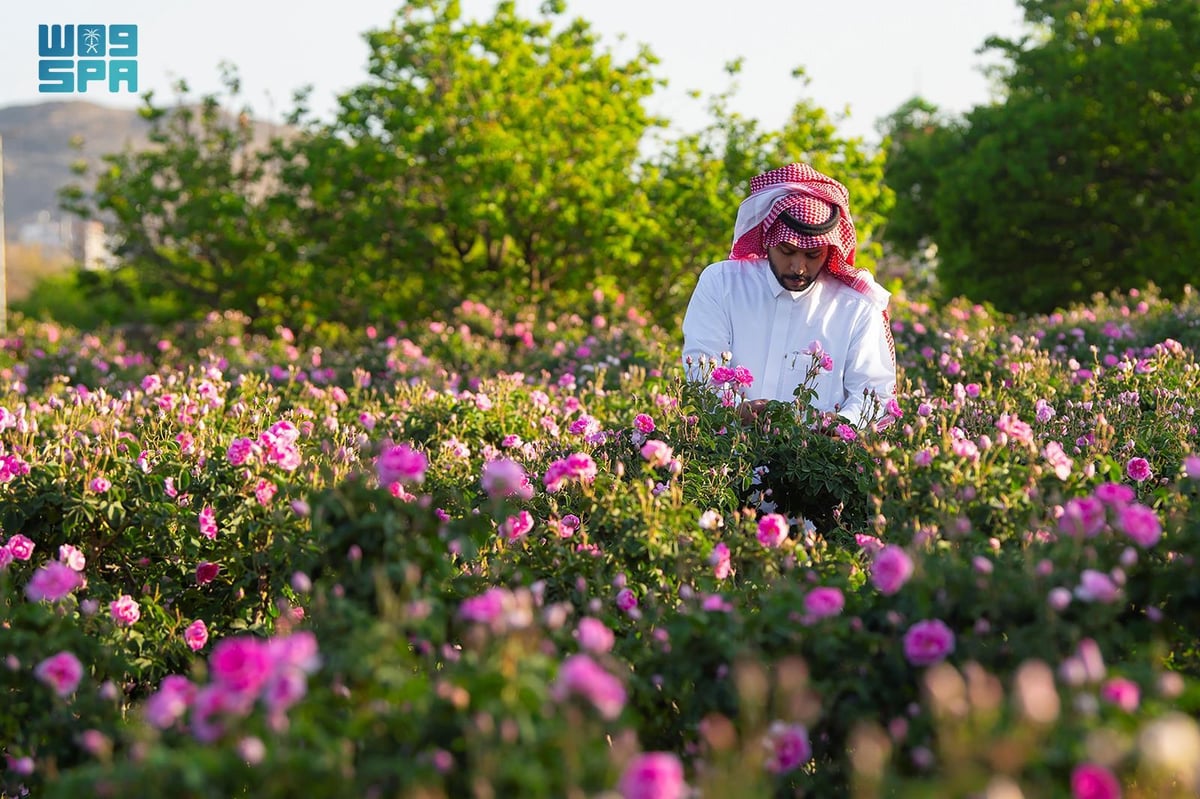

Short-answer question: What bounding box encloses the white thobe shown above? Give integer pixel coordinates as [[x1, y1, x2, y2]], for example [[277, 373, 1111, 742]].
[[682, 259, 896, 425]]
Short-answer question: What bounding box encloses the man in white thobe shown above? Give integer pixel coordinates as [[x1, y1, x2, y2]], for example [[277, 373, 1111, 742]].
[[682, 163, 896, 427]]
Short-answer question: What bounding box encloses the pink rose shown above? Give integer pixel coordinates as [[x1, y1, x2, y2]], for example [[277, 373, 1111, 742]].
[[25, 561, 84, 602], [376, 442, 428, 486], [764, 721, 812, 774], [185, 619, 210, 651], [57, 544, 86, 571], [1116, 503, 1161, 548], [34, 650, 84, 697], [756, 514, 789, 548], [198, 505, 219, 540], [1076, 570, 1120, 603], [481, 458, 532, 500], [554, 653, 626, 720], [1099, 677, 1140, 712], [618, 752, 686, 799], [1070, 763, 1121, 799], [871, 545, 914, 595], [6, 533, 34, 561], [640, 440, 674, 469], [615, 588, 639, 613], [209, 636, 272, 697], [502, 510, 535, 541], [1124, 457, 1151, 482], [110, 594, 141, 626], [196, 561, 221, 585], [633, 414, 656, 434], [1184, 455, 1200, 481], [709, 542, 732, 580], [575, 617, 615, 653], [226, 437, 257, 466], [89, 476, 111, 493], [803, 587, 845, 621], [903, 619, 956, 666], [459, 587, 509, 624]]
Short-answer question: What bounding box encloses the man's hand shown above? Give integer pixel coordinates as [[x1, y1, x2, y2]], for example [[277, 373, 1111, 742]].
[[737, 398, 769, 424]]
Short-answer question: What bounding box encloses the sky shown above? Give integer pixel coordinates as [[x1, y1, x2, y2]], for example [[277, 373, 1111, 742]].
[[0, 0, 1026, 143]]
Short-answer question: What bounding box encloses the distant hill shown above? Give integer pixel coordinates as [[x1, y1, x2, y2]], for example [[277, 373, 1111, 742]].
[[0, 100, 153, 235], [0, 100, 290, 301]]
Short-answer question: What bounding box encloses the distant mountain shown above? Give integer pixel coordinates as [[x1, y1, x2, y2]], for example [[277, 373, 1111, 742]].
[[0, 100, 153, 236]]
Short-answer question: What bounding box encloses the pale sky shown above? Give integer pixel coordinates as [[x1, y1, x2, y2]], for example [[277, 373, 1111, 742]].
[[0, 0, 1026, 142]]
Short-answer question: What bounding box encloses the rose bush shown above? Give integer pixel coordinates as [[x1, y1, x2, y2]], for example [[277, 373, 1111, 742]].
[[0, 286, 1198, 797]]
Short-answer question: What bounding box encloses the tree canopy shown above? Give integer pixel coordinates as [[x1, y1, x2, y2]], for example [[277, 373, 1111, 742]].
[[881, 0, 1200, 314], [57, 0, 889, 331]]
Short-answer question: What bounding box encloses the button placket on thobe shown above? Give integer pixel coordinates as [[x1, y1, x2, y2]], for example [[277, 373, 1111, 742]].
[[760, 291, 796, 400]]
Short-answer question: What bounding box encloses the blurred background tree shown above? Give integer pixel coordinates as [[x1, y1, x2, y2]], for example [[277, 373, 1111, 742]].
[[881, 0, 1200, 313], [48, 0, 1200, 330]]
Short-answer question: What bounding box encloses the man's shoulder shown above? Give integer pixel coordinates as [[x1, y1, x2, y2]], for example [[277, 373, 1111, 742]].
[[700, 258, 766, 280], [819, 273, 884, 312]]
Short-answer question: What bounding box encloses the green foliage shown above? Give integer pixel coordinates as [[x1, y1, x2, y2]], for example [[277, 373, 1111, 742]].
[[54, 2, 892, 333], [881, 0, 1200, 314]]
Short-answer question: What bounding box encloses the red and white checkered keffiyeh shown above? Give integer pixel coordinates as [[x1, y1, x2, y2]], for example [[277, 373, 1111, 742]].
[[730, 163, 895, 360]]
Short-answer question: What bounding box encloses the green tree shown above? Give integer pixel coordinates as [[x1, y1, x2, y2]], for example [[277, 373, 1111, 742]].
[[882, 0, 1200, 313], [295, 0, 661, 320]]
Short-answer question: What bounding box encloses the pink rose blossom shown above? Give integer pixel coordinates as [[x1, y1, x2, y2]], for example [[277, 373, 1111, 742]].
[[554, 653, 627, 720], [1043, 441, 1074, 480], [185, 619, 210, 651], [196, 561, 221, 585], [756, 514, 789, 548], [835, 424, 857, 441], [575, 617, 615, 653], [803, 587, 845, 621], [710, 366, 736, 384], [254, 479, 277, 506], [871, 545, 914, 595], [34, 650, 84, 697], [459, 587, 509, 624], [226, 437, 257, 466], [1184, 455, 1200, 480], [209, 636, 273, 697], [640, 440, 674, 469], [1075, 570, 1120, 603], [25, 561, 84, 602], [198, 505, 219, 540], [89, 476, 111, 493], [502, 510, 535, 541], [615, 587, 639, 613], [1059, 496, 1107, 538], [1094, 482, 1135, 506], [110, 594, 141, 626], [1124, 457, 1151, 482], [764, 721, 812, 774], [145, 674, 197, 729], [1070, 763, 1121, 799], [481, 458, 533, 500], [633, 414, 656, 434], [0, 545, 12, 571], [1100, 677, 1140, 712], [618, 752, 686, 799], [58, 543, 86, 571], [903, 619, 956, 666], [7, 533, 34, 561], [1116, 503, 1161, 548], [710, 542, 732, 580], [376, 442, 428, 485]]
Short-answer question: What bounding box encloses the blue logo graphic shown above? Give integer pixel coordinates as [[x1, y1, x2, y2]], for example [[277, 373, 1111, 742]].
[[38, 24, 138, 93]]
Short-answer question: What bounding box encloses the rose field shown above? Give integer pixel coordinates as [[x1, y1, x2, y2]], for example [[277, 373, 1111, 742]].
[[2, 285, 1200, 798]]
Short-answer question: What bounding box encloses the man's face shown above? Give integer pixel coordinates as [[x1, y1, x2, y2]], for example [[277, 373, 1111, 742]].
[[767, 243, 829, 292]]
